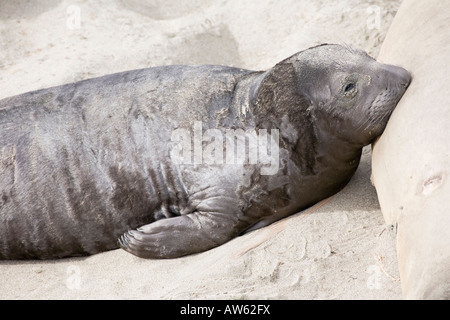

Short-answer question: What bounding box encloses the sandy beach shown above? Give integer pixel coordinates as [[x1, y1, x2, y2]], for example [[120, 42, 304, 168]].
[[0, 0, 403, 299]]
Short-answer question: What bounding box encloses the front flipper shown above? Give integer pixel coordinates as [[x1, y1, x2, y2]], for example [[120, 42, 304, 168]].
[[118, 211, 244, 259]]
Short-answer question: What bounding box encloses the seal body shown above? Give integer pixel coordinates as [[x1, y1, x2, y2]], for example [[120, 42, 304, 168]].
[[372, 0, 450, 299], [0, 44, 410, 259]]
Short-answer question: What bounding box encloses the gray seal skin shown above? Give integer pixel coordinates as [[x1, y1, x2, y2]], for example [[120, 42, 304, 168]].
[[0, 44, 411, 259]]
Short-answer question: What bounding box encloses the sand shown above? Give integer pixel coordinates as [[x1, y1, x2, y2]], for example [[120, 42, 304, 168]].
[[0, 0, 403, 299]]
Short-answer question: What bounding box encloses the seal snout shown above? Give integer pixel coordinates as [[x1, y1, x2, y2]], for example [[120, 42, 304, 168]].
[[400, 76, 411, 89], [398, 69, 412, 90], [387, 64, 412, 91], [379, 63, 409, 85]]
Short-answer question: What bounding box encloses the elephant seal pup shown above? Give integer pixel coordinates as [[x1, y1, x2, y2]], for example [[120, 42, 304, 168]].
[[0, 44, 410, 259]]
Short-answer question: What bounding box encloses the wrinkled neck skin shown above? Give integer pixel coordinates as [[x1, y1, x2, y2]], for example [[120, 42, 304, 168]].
[[312, 111, 363, 171]]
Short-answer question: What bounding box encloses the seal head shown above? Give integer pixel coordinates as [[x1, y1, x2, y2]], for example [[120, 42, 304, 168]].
[[280, 44, 411, 146]]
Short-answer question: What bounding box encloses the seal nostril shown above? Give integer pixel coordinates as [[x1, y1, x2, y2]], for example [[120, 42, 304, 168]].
[[399, 79, 410, 89], [402, 72, 412, 89]]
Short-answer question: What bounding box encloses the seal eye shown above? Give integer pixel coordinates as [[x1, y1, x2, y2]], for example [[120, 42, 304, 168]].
[[344, 83, 355, 93]]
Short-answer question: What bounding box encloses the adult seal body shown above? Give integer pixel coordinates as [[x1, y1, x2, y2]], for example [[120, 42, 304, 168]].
[[0, 44, 410, 259], [372, 0, 450, 299]]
